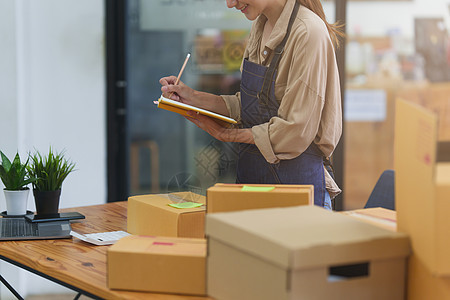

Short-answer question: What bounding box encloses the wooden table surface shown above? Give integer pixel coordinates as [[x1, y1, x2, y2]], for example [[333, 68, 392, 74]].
[[0, 201, 212, 300]]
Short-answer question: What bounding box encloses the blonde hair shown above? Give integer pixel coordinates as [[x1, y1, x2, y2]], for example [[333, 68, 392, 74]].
[[298, 0, 345, 48]]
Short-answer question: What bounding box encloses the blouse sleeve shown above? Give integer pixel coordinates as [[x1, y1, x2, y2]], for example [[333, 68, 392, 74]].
[[220, 92, 241, 122]]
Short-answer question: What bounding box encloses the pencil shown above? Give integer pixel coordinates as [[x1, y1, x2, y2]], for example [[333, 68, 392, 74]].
[[168, 53, 191, 99]]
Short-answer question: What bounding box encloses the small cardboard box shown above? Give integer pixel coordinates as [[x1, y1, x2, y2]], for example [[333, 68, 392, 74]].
[[107, 235, 206, 295], [395, 98, 450, 276], [127, 192, 206, 238], [206, 206, 410, 300], [206, 183, 313, 213]]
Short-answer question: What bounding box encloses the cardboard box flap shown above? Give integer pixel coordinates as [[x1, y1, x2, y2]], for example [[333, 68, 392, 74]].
[[206, 206, 410, 270], [130, 193, 206, 214], [395, 98, 446, 274]]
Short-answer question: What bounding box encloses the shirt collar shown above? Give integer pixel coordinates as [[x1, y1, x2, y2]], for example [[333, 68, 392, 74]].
[[265, 0, 296, 51], [246, 0, 297, 62]]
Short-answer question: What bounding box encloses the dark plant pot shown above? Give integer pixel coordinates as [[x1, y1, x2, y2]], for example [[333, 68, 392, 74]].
[[33, 189, 61, 215]]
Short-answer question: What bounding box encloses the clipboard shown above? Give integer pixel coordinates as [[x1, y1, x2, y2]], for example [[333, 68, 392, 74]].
[[157, 95, 238, 125]]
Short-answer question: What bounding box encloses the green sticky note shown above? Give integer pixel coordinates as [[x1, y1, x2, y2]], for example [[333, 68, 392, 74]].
[[241, 185, 275, 192], [168, 202, 203, 209]]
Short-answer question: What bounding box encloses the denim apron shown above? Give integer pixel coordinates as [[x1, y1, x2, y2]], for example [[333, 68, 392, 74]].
[[236, 1, 326, 207]]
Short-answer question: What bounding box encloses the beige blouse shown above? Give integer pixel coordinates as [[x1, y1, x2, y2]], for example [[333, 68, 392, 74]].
[[221, 0, 342, 196]]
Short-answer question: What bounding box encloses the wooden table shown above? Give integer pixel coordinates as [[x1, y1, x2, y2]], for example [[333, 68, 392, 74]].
[[0, 202, 212, 300]]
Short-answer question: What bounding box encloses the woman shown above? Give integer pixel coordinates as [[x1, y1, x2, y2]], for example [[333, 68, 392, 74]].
[[160, 0, 343, 209]]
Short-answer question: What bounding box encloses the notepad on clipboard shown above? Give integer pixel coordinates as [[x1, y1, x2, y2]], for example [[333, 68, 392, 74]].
[[157, 95, 237, 125]]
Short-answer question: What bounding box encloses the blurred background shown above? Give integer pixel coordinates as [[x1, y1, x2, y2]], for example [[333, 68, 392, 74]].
[[0, 0, 449, 298]]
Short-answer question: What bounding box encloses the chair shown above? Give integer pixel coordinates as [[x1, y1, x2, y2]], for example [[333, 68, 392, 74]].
[[364, 169, 395, 210]]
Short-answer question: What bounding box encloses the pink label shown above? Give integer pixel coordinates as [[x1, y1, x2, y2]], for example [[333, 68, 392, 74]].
[[152, 242, 174, 246]]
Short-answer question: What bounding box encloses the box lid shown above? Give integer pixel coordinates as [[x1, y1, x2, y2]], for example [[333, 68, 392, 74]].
[[341, 207, 397, 232], [212, 183, 313, 191], [208, 184, 313, 194], [206, 206, 410, 270], [109, 235, 206, 257]]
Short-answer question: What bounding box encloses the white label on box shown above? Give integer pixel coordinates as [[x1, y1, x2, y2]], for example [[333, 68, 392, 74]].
[[345, 89, 387, 122]]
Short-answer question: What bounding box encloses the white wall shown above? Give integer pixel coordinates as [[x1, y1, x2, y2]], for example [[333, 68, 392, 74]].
[[0, 0, 105, 298]]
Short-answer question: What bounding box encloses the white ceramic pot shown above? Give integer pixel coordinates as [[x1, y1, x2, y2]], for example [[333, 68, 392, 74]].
[[4, 189, 30, 215]]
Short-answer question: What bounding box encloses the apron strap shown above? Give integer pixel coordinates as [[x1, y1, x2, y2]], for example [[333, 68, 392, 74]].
[[259, 1, 300, 108]]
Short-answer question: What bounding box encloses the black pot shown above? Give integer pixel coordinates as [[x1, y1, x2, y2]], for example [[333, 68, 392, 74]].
[[33, 189, 61, 215]]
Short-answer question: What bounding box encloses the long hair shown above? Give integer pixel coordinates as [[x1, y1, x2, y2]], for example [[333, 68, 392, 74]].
[[298, 0, 345, 48]]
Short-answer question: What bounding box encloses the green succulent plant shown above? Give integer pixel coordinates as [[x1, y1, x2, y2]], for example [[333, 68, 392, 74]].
[[0, 151, 36, 190], [27, 148, 76, 191]]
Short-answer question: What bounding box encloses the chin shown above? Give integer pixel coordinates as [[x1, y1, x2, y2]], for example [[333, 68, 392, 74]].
[[244, 13, 259, 21]]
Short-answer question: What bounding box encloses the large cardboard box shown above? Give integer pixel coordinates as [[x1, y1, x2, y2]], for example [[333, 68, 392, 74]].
[[346, 208, 450, 300], [206, 206, 410, 300], [406, 253, 450, 300], [108, 235, 206, 295], [127, 192, 206, 238], [395, 98, 450, 275], [206, 183, 313, 213], [344, 207, 450, 300]]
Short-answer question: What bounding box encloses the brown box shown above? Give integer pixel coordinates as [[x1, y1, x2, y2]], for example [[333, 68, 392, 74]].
[[107, 235, 206, 295], [127, 192, 205, 238], [206, 183, 313, 213], [206, 206, 410, 300], [343, 206, 450, 300], [395, 98, 450, 276], [406, 253, 450, 300], [342, 207, 397, 232]]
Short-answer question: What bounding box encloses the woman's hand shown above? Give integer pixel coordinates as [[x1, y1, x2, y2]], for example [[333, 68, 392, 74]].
[[159, 76, 197, 106], [159, 76, 231, 115], [185, 111, 254, 144]]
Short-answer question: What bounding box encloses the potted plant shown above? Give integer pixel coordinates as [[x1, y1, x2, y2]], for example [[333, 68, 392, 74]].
[[27, 148, 76, 215], [0, 151, 36, 215]]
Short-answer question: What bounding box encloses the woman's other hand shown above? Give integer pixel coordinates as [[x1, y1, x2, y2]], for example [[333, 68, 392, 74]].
[[185, 111, 254, 144]]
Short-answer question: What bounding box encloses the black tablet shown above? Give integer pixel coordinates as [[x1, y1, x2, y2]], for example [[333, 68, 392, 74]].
[[25, 212, 85, 223]]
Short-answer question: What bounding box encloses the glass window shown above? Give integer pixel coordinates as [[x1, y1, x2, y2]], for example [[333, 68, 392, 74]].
[[126, 0, 251, 196]]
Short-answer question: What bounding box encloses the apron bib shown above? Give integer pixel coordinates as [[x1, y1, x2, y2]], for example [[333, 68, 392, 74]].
[[236, 1, 326, 206]]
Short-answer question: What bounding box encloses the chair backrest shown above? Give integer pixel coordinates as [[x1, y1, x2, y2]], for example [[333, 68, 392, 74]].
[[364, 169, 395, 210]]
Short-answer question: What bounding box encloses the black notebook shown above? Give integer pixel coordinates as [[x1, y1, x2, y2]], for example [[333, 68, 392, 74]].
[[0, 218, 72, 241]]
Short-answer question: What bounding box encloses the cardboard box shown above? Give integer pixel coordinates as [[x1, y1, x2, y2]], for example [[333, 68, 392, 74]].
[[395, 98, 450, 276], [342, 207, 397, 232], [127, 192, 206, 238], [206, 183, 313, 213], [343, 208, 450, 300], [406, 253, 450, 300], [344, 206, 450, 300], [108, 235, 206, 295], [206, 206, 410, 300]]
